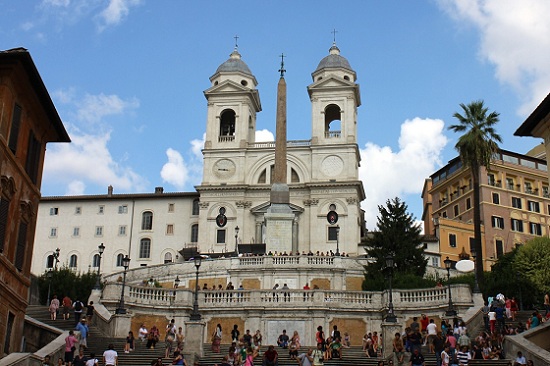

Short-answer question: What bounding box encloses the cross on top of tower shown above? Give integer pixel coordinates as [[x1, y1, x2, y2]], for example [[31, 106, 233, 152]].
[[279, 53, 286, 78], [234, 35, 239, 50], [332, 28, 338, 44]]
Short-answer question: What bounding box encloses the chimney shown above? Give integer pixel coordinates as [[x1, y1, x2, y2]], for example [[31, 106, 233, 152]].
[[107, 185, 113, 196], [155, 187, 164, 194]]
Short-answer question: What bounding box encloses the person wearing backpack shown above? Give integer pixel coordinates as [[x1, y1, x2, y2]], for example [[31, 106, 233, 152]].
[[73, 299, 84, 326]]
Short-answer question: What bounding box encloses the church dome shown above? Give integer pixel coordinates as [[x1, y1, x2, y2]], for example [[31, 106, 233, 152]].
[[215, 49, 253, 76], [314, 44, 354, 73]]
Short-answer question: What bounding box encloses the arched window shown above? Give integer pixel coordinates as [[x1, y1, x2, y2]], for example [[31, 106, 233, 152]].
[[258, 169, 266, 184], [192, 199, 200, 216], [191, 224, 199, 243], [139, 238, 151, 258], [69, 254, 78, 268], [291, 168, 300, 183], [324, 104, 341, 138], [92, 254, 100, 267], [164, 252, 173, 264], [116, 253, 124, 267], [219, 109, 236, 136], [142, 211, 153, 230], [46, 254, 54, 268]]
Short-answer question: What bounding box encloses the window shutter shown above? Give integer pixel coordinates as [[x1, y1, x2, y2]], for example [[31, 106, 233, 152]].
[[0, 198, 11, 253], [8, 104, 22, 154], [15, 222, 28, 271]]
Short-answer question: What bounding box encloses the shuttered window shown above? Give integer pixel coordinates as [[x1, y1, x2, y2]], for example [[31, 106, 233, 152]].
[[0, 198, 10, 253], [8, 104, 22, 154], [25, 132, 41, 184], [15, 222, 28, 271]]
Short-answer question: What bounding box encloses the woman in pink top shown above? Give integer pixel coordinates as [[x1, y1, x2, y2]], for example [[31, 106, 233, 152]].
[[64, 330, 78, 365]]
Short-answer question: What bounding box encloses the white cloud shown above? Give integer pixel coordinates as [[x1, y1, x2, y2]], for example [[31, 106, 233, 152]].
[[97, 0, 141, 31], [42, 0, 71, 7], [255, 129, 275, 142], [76, 93, 139, 124], [191, 134, 205, 160], [44, 128, 147, 192], [160, 148, 188, 189], [438, 0, 550, 115], [359, 118, 448, 230]]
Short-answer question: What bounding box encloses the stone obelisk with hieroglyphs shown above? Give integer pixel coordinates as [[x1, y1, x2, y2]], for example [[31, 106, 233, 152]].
[[264, 55, 295, 254]]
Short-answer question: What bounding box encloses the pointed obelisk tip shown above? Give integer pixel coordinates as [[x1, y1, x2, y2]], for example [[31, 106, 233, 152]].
[[279, 53, 286, 78]]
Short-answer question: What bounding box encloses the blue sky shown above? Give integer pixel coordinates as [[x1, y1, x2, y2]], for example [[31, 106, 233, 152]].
[[2, 0, 549, 230]]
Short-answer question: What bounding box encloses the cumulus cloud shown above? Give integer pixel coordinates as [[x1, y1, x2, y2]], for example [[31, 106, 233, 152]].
[[44, 128, 147, 193], [255, 129, 275, 142], [438, 0, 550, 115], [191, 134, 205, 160], [97, 0, 141, 31], [76, 93, 139, 124], [359, 118, 448, 230], [160, 148, 189, 189]]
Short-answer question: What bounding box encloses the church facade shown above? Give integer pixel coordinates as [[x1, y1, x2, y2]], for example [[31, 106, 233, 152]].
[[32, 44, 366, 277]]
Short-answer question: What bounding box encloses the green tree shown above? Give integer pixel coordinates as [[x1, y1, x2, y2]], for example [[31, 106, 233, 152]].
[[514, 237, 550, 296], [449, 100, 502, 289], [38, 267, 98, 305], [363, 197, 427, 290]]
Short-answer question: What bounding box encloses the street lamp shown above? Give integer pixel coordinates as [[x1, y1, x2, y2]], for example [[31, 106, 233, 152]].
[[235, 226, 240, 254], [190, 256, 202, 321], [46, 269, 53, 305], [470, 248, 480, 293], [444, 257, 457, 317], [335, 225, 340, 256], [94, 243, 105, 290], [385, 254, 397, 323], [116, 255, 131, 315]]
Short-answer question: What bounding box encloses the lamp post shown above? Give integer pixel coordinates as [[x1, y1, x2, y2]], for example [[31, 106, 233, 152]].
[[174, 275, 180, 289], [335, 225, 340, 256], [516, 271, 523, 311], [235, 226, 240, 254], [94, 243, 105, 290], [190, 256, 202, 321], [470, 248, 480, 293], [116, 255, 130, 315], [385, 254, 397, 323], [444, 257, 457, 317], [46, 269, 53, 305]]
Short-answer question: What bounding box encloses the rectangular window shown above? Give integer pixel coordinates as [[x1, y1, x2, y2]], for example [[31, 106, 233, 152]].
[[466, 198, 471, 210], [453, 205, 459, 216], [431, 257, 439, 267], [50, 207, 59, 216], [512, 197, 522, 209], [529, 222, 542, 236], [75, 206, 81, 214], [98, 205, 104, 214], [495, 240, 504, 258], [166, 224, 174, 235], [168, 203, 175, 212], [216, 229, 226, 244], [4, 312, 15, 354], [449, 233, 457, 248], [139, 239, 151, 258], [119, 225, 127, 236], [15, 221, 28, 271], [543, 186, 549, 198], [8, 104, 22, 154], [528, 201, 540, 212], [0, 198, 9, 253], [487, 174, 495, 186], [525, 182, 533, 193], [328, 226, 338, 241], [95, 226, 103, 236], [73, 227, 80, 237], [118, 205, 128, 214], [491, 216, 504, 229], [511, 219, 523, 232], [492, 193, 500, 204], [50, 228, 57, 237], [506, 178, 514, 190], [469, 237, 475, 253], [25, 132, 42, 184]]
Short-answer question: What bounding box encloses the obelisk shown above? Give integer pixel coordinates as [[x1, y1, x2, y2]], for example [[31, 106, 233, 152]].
[[264, 55, 295, 254]]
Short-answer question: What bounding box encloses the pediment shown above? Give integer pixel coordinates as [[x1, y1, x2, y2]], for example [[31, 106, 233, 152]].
[[204, 79, 252, 94], [250, 201, 304, 215], [308, 75, 355, 89]]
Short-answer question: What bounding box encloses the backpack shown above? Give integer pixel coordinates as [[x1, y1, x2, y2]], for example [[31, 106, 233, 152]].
[[74, 301, 83, 311]]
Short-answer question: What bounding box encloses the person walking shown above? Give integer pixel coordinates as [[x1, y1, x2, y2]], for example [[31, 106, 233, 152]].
[[72, 299, 84, 327], [49, 295, 60, 320], [64, 330, 78, 366], [75, 318, 89, 349], [102, 344, 118, 366]]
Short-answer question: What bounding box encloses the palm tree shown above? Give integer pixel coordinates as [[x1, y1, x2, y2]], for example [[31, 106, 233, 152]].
[[449, 100, 502, 291]]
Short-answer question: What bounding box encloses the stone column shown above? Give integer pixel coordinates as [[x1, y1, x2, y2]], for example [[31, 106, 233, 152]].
[[111, 313, 132, 338], [185, 320, 206, 364], [381, 321, 402, 360]]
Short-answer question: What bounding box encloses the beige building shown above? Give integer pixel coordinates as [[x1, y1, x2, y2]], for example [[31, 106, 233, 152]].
[[32, 44, 366, 277], [423, 149, 550, 269]]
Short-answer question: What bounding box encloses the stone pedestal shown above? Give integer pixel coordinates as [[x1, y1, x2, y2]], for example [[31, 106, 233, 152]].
[[111, 313, 132, 338], [264, 197, 294, 254], [381, 321, 402, 359], [185, 320, 206, 364]]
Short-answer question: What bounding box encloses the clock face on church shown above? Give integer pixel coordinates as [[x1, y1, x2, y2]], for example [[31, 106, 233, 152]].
[[213, 159, 236, 179], [321, 155, 344, 177]]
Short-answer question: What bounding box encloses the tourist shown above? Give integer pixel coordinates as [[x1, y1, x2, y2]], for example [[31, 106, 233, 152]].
[[262, 345, 278, 366], [544, 292, 550, 317], [323, 336, 333, 360], [138, 324, 148, 342], [231, 324, 240, 343], [211, 323, 222, 353], [372, 331, 379, 352], [277, 329, 289, 348], [124, 331, 134, 353], [57, 358, 66, 365], [243, 345, 258, 366], [72, 298, 84, 326], [102, 344, 118, 366], [146, 325, 160, 349], [514, 351, 527, 366], [420, 314, 430, 345], [441, 344, 451, 366], [456, 346, 471, 366], [281, 283, 290, 302], [510, 297, 519, 321], [84, 352, 98, 366], [426, 319, 437, 353], [331, 325, 341, 340], [85, 301, 94, 325], [73, 348, 87, 366], [289, 337, 299, 360], [530, 311, 540, 328], [165, 320, 176, 358], [172, 350, 187, 365], [62, 295, 72, 320], [64, 330, 78, 365], [297, 348, 314, 366], [393, 332, 405, 366], [49, 295, 60, 320], [329, 336, 342, 360], [410, 348, 425, 366], [42, 355, 54, 366], [433, 331, 445, 366], [253, 329, 263, 350], [151, 357, 164, 366], [75, 318, 89, 349], [243, 329, 252, 347], [176, 326, 185, 352], [312, 343, 324, 366], [316, 326, 325, 351], [488, 309, 497, 333], [342, 332, 351, 348], [362, 332, 370, 351]]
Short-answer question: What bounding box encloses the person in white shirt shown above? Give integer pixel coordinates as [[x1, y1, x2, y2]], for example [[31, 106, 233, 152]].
[[103, 344, 118, 366], [426, 319, 437, 353], [514, 351, 527, 366], [441, 345, 451, 366], [85, 352, 98, 366]]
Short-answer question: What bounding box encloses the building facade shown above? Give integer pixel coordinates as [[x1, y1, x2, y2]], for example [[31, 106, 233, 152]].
[[32, 44, 366, 277], [423, 149, 550, 269], [0, 48, 70, 356]]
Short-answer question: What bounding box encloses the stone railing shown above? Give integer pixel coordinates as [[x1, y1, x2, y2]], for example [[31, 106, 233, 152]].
[[248, 140, 312, 148]]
